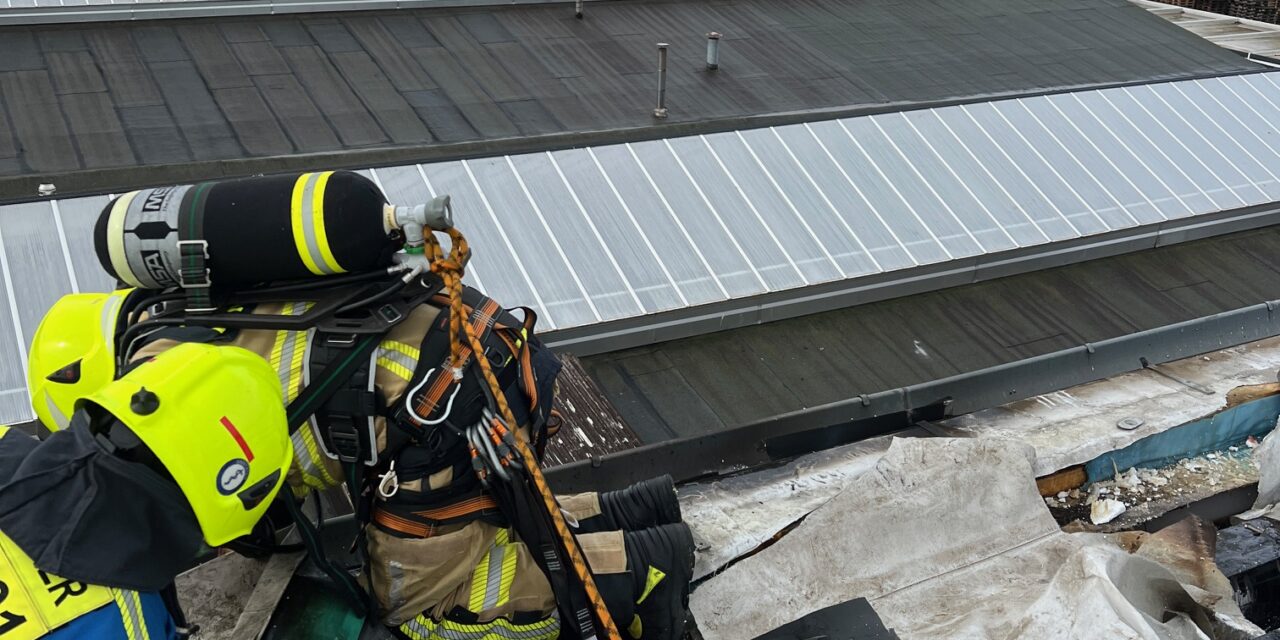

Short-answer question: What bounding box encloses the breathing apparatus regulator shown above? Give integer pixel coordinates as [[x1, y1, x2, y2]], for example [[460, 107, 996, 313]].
[[95, 170, 455, 294]]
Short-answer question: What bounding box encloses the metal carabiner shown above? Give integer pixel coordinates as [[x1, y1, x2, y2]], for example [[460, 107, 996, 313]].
[[404, 367, 463, 426]]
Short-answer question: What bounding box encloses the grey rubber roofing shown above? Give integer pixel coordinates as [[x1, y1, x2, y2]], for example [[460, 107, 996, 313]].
[[583, 225, 1280, 443], [0, 0, 1262, 197]]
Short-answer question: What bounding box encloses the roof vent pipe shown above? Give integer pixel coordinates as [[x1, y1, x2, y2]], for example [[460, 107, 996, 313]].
[[575, 0, 583, 19], [706, 32, 721, 70], [654, 43, 669, 119]]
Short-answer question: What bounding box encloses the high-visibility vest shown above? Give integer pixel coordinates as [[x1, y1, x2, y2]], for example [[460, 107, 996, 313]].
[[0, 531, 153, 640]]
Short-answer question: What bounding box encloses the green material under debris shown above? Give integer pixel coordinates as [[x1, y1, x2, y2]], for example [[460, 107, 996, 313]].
[[1086, 394, 1280, 482]]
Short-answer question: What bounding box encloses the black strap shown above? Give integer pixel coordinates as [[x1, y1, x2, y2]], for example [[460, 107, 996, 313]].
[[491, 469, 598, 640], [160, 582, 198, 639], [177, 183, 215, 313], [285, 333, 381, 434], [280, 492, 370, 618], [309, 334, 381, 466]]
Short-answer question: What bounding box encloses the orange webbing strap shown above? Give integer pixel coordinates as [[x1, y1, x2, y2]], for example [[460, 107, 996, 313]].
[[423, 228, 620, 640], [373, 495, 500, 538], [412, 298, 502, 418]]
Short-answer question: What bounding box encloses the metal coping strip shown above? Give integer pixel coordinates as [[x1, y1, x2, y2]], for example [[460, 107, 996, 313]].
[[0, 0, 601, 26], [544, 200, 1280, 357], [546, 295, 1280, 494]]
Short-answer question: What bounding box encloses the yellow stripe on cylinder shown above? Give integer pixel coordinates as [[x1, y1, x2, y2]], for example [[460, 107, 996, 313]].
[[312, 171, 345, 274], [291, 174, 323, 276], [291, 172, 345, 277]]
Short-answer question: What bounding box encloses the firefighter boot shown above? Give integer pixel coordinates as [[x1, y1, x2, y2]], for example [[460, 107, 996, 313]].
[[576, 475, 682, 534], [625, 522, 695, 640]]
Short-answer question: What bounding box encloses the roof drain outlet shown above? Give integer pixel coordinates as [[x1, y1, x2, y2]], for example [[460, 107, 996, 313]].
[[706, 32, 721, 70], [654, 43, 670, 119]]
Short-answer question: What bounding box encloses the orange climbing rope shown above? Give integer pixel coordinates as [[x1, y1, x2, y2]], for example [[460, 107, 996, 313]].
[[420, 228, 621, 640]]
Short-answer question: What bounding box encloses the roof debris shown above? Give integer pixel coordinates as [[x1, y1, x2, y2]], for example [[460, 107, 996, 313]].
[[1050, 446, 1261, 531]]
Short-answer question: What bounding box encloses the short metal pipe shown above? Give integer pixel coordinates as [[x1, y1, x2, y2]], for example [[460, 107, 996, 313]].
[[706, 32, 721, 70], [575, 0, 583, 19], [654, 43, 669, 118]]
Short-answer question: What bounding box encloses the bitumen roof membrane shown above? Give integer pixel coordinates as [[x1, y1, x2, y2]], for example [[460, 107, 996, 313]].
[[584, 225, 1280, 443], [0, 0, 1260, 198]]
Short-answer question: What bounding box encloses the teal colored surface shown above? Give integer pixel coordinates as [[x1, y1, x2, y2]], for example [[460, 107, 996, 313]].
[[1086, 394, 1280, 482]]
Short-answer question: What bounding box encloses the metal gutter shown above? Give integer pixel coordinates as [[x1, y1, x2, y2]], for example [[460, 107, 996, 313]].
[[0, 0, 596, 26], [543, 200, 1280, 357], [546, 298, 1280, 493]]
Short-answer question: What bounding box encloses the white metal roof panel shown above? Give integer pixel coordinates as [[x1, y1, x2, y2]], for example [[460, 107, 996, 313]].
[[3, 72, 1280, 424]]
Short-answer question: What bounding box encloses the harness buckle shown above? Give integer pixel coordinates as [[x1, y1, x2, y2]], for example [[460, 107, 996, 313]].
[[377, 461, 399, 499], [323, 333, 357, 347], [326, 419, 376, 465], [176, 240, 212, 290]]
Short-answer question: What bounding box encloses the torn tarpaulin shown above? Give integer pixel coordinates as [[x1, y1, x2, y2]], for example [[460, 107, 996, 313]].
[[690, 438, 1262, 640]]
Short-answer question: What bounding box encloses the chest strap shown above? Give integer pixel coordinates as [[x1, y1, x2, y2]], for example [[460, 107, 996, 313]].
[[307, 332, 383, 466], [403, 289, 524, 430]]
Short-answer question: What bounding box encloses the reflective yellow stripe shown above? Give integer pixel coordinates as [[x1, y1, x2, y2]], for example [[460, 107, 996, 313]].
[[0, 425, 9, 438], [111, 589, 150, 640], [467, 544, 492, 613], [495, 535, 517, 608], [636, 566, 666, 605], [377, 357, 415, 382], [312, 171, 344, 274], [468, 530, 520, 615], [291, 174, 323, 276], [292, 426, 339, 490], [266, 302, 336, 490], [382, 339, 420, 361], [399, 612, 560, 640], [269, 302, 310, 403], [377, 339, 419, 382]]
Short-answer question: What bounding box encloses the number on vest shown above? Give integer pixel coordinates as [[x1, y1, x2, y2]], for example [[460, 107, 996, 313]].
[[0, 579, 28, 635]]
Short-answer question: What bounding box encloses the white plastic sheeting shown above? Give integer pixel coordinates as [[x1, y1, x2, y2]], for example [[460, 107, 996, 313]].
[[688, 438, 1262, 640], [6, 73, 1280, 423]]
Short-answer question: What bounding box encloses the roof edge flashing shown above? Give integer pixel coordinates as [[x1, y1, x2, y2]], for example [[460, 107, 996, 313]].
[[0, 0, 600, 26]]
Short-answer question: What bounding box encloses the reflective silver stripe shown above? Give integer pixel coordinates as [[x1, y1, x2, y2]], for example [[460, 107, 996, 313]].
[[291, 430, 320, 477], [388, 560, 407, 615], [44, 391, 69, 430], [299, 173, 339, 275], [100, 294, 123, 354], [377, 346, 418, 374], [482, 544, 507, 611], [277, 328, 301, 395], [113, 589, 150, 640]]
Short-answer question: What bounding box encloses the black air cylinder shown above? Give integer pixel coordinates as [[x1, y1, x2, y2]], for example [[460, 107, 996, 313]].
[[94, 171, 401, 290]]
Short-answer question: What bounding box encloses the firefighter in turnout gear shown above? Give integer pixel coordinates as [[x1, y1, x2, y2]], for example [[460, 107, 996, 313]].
[[0, 342, 293, 639], [33, 169, 696, 640]]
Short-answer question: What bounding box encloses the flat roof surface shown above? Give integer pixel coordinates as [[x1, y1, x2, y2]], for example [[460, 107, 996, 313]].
[[583, 225, 1280, 443], [1137, 0, 1280, 61], [0, 0, 1259, 196]]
